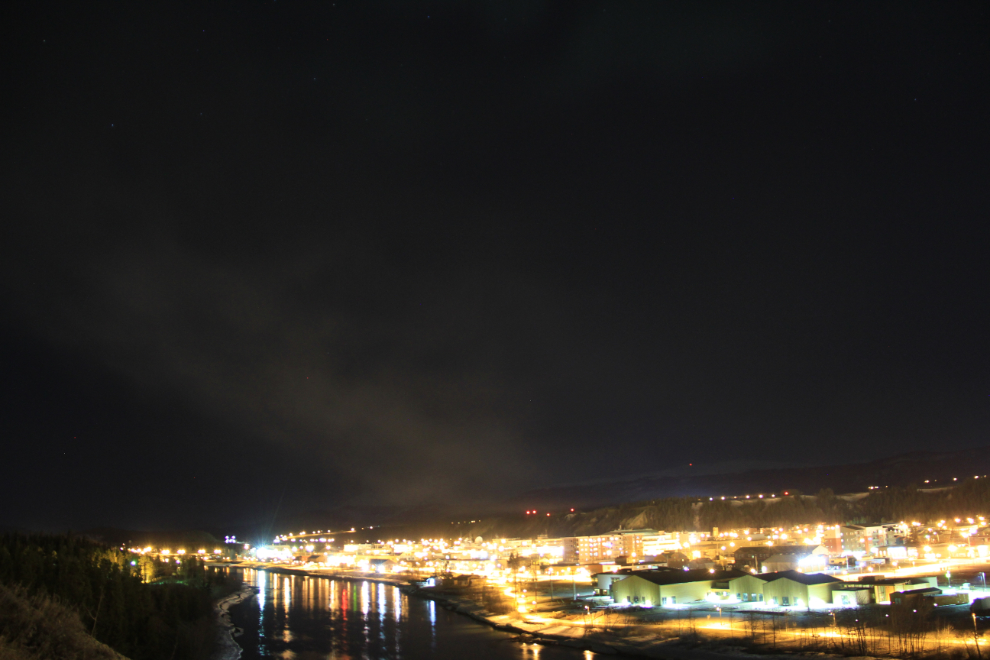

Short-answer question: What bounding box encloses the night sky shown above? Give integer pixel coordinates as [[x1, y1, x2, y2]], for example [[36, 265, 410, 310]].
[[2, 2, 988, 532]]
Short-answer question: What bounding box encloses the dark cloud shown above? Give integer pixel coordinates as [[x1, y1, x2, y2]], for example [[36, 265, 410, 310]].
[[2, 208, 541, 508]]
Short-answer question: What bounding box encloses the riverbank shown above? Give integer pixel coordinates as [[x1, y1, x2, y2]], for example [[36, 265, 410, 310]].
[[213, 585, 254, 660], [220, 563, 887, 659]]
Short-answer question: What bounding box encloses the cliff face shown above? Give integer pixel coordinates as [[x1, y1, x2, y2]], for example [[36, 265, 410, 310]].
[[0, 583, 130, 660]]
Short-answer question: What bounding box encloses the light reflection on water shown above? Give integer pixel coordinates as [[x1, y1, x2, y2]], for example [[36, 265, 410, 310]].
[[228, 568, 600, 660], [255, 570, 266, 657]]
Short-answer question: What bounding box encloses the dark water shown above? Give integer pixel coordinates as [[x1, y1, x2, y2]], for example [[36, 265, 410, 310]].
[[227, 568, 600, 660]]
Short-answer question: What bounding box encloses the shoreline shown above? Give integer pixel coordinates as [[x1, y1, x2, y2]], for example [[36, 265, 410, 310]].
[[213, 585, 254, 660], [216, 563, 881, 660]]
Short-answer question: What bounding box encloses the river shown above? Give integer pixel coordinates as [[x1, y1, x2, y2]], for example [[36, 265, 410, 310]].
[[227, 568, 603, 660]]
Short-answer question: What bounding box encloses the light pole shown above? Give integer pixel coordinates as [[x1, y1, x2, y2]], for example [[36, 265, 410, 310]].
[[974, 613, 982, 660]]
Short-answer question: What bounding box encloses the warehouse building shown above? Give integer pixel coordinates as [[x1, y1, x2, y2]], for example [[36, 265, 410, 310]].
[[891, 587, 969, 607], [709, 572, 768, 603], [611, 569, 754, 607], [761, 570, 842, 608], [832, 584, 873, 606], [854, 575, 936, 604]]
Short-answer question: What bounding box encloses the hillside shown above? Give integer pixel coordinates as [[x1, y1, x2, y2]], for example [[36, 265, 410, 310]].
[[80, 528, 222, 550], [456, 477, 990, 541], [509, 446, 990, 510], [0, 583, 129, 660], [237, 446, 990, 543], [326, 476, 990, 544]]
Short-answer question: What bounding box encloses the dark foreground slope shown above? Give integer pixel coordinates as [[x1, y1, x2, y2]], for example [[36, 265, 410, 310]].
[[0, 583, 127, 660]]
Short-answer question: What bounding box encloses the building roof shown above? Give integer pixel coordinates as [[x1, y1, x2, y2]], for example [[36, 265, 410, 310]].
[[626, 568, 749, 586], [896, 587, 941, 596], [735, 544, 821, 556], [763, 553, 806, 564], [656, 550, 688, 557], [591, 568, 638, 577], [857, 576, 929, 586], [759, 570, 841, 585]]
